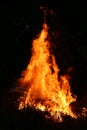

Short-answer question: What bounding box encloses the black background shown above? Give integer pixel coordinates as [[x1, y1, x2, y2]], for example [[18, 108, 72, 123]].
[[0, 1, 87, 130]]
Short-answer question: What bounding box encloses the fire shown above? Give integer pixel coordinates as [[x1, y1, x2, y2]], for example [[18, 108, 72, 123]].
[[18, 22, 78, 121]]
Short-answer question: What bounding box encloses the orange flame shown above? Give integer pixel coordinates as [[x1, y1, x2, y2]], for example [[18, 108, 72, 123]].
[[18, 22, 78, 121]]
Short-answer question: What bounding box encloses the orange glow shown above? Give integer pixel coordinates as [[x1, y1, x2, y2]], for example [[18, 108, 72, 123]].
[[18, 22, 78, 121]]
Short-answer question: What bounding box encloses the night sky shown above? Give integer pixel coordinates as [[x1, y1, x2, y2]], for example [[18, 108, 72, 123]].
[[0, 1, 87, 130]]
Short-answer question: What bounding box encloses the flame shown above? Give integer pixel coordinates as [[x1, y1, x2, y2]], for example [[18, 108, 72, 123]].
[[18, 22, 78, 121]]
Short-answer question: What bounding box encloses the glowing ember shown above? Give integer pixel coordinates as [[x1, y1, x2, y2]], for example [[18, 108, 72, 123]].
[[18, 22, 78, 121]]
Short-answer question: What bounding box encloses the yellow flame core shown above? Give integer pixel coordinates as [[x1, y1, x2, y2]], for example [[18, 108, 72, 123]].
[[18, 23, 77, 121]]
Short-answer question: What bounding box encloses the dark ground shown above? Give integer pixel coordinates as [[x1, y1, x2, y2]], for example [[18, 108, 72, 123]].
[[0, 1, 87, 130]]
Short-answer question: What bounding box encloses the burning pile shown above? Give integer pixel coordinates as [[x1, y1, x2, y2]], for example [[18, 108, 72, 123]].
[[16, 7, 87, 122], [18, 22, 77, 122]]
